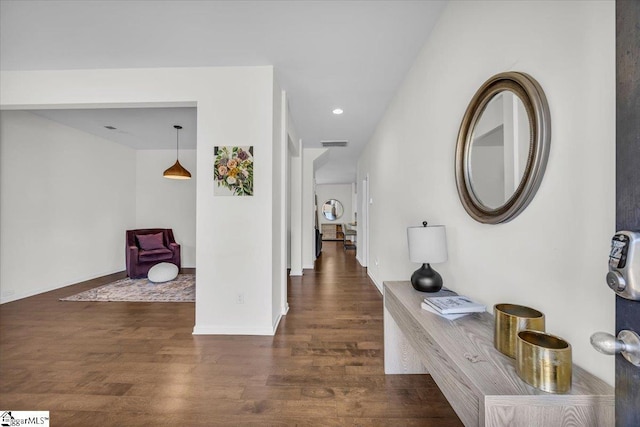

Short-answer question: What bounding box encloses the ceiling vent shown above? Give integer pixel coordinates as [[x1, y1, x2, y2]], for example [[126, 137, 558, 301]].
[[321, 140, 348, 148]]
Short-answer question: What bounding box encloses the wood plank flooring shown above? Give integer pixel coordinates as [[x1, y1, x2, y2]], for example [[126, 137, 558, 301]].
[[0, 242, 462, 426]]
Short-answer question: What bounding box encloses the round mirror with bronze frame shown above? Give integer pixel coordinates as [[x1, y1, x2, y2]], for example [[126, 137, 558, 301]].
[[455, 71, 551, 224]]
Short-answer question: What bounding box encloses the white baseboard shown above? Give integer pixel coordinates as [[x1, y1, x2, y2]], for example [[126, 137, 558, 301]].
[[356, 254, 367, 267], [192, 308, 285, 336], [281, 303, 290, 315], [367, 271, 383, 294], [272, 312, 282, 332], [193, 321, 277, 336], [1, 285, 62, 304], [289, 270, 303, 276], [302, 263, 314, 270], [0, 269, 125, 304]]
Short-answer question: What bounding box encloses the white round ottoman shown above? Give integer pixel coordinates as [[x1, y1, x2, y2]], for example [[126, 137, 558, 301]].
[[148, 262, 179, 283]]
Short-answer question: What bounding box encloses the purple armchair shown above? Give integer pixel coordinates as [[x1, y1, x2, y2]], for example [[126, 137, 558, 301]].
[[126, 229, 181, 279]]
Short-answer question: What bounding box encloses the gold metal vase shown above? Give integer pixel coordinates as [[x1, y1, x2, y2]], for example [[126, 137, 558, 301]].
[[516, 330, 572, 393], [494, 303, 545, 358]]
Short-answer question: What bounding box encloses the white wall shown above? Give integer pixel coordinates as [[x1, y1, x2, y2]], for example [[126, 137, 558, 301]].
[[357, 0, 615, 384], [0, 111, 136, 303], [285, 98, 302, 278], [135, 149, 196, 267], [301, 148, 328, 269], [289, 137, 303, 276], [316, 183, 354, 225], [1, 66, 282, 336], [351, 182, 357, 222], [271, 85, 284, 327]]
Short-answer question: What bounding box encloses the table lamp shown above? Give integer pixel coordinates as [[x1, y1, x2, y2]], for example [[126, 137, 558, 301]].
[[407, 221, 448, 292]]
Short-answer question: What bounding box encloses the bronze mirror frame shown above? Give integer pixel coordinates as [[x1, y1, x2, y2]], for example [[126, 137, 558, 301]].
[[455, 71, 551, 224]]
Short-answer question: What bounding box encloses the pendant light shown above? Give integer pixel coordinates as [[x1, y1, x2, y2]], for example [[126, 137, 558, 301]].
[[163, 125, 192, 180]]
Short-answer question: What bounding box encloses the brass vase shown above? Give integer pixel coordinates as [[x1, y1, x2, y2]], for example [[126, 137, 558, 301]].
[[516, 330, 572, 393], [494, 303, 545, 358]]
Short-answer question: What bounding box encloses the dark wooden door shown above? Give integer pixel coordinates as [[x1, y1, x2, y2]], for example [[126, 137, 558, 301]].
[[616, 1, 640, 425]]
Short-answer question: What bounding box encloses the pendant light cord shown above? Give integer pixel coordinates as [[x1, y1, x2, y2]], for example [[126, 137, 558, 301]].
[[174, 125, 182, 161]]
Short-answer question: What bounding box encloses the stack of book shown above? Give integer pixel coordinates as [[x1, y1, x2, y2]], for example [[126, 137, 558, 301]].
[[421, 295, 486, 320]]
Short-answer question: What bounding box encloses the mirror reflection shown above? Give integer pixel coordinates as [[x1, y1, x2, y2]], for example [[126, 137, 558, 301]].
[[468, 91, 531, 209], [322, 199, 344, 221]]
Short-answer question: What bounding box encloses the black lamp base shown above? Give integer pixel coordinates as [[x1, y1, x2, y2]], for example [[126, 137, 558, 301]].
[[411, 263, 443, 293]]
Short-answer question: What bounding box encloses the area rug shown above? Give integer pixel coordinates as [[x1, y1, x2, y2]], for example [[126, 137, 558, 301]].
[[60, 274, 195, 302]]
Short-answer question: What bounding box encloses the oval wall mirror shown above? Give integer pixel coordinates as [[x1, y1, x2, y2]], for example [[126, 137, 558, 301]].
[[455, 72, 551, 224], [322, 199, 344, 221]]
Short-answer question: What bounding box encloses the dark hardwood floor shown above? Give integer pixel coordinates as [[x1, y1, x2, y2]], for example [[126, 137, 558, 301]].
[[0, 242, 462, 426]]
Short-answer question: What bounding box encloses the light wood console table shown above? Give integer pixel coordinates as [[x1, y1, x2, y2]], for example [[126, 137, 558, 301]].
[[321, 223, 343, 241], [383, 281, 614, 427]]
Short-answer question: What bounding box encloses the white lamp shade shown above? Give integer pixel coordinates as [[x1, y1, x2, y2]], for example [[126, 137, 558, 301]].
[[407, 225, 448, 264]]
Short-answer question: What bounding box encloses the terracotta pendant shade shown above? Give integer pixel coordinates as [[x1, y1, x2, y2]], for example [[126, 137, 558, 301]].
[[164, 124, 192, 180], [163, 160, 192, 179]]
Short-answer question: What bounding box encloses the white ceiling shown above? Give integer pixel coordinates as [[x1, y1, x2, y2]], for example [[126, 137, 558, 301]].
[[0, 0, 446, 184], [30, 108, 198, 150]]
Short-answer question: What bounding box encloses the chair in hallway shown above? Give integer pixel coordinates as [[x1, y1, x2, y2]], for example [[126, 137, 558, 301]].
[[343, 223, 357, 250], [126, 228, 181, 279]]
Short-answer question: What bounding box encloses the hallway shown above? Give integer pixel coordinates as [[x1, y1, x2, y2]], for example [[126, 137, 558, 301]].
[[0, 241, 461, 425], [280, 241, 462, 424]]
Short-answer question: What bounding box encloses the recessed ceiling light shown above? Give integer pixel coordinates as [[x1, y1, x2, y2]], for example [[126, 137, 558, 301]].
[[332, 108, 344, 115]]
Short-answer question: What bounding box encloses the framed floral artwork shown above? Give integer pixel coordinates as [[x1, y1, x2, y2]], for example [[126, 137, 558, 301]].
[[214, 146, 254, 196]]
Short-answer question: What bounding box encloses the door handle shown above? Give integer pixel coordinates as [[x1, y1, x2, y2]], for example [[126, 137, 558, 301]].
[[590, 330, 640, 367]]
